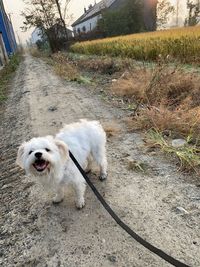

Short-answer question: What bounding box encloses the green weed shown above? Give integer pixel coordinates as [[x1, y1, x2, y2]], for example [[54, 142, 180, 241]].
[[0, 53, 21, 103], [147, 129, 200, 173]]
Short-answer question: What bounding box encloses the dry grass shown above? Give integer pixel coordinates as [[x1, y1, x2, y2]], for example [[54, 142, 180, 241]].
[[53, 61, 79, 81], [30, 50, 82, 81], [66, 53, 135, 75], [35, 52, 91, 84], [111, 62, 200, 106], [143, 65, 199, 106], [77, 57, 120, 75], [102, 121, 121, 137], [109, 59, 200, 141], [29, 47, 41, 58], [111, 69, 150, 101], [51, 53, 80, 81], [127, 159, 148, 172], [29, 47, 50, 58], [131, 105, 200, 138]]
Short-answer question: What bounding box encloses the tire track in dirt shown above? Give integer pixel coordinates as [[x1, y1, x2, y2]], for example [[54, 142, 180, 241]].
[[0, 54, 199, 267]]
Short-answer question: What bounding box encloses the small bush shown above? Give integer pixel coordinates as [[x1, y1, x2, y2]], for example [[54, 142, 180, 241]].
[[51, 53, 80, 81]]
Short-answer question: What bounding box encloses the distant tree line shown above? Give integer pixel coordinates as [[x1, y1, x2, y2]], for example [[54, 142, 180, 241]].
[[97, 0, 174, 37], [98, 0, 145, 37]]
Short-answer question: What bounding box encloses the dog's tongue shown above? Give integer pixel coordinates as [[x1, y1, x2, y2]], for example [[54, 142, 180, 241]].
[[33, 160, 48, 171]]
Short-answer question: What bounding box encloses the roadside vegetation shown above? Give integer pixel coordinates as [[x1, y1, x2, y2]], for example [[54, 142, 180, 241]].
[[0, 53, 22, 104], [71, 26, 200, 63], [69, 26, 200, 173], [31, 36, 200, 173], [147, 130, 200, 173], [109, 58, 200, 173]]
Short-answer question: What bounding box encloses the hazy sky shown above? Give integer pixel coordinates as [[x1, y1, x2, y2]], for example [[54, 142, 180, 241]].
[[4, 0, 187, 44], [4, 0, 101, 44]]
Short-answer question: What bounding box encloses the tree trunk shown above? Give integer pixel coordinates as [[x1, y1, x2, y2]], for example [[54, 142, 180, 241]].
[[54, 0, 69, 41]]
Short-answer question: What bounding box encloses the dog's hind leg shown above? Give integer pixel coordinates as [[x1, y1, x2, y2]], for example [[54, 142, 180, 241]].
[[99, 155, 108, 181], [91, 145, 108, 181], [85, 154, 93, 174]]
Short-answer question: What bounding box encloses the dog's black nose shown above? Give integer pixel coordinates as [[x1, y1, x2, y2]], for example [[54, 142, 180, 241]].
[[35, 152, 42, 159]]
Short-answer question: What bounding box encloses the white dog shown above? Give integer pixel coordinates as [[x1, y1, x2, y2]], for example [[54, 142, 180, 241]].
[[16, 120, 107, 209]]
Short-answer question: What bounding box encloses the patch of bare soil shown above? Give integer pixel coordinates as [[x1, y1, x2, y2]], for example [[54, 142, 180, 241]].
[[0, 54, 199, 267]]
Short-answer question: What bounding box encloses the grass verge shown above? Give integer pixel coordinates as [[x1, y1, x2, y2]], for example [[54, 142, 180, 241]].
[[0, 53, 22, 104], [31, 49, 92, 84]]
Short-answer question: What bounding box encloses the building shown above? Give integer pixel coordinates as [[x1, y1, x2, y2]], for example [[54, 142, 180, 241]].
[[31, 25, 73, 45], [48, 24, 74, 40], [0, 0, 17, 55], [31, 28, 42, 44], [72, 0, 157, 36]]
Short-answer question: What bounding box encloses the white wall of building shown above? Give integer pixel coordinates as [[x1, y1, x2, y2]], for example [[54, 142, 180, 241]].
[[73, 14, 102, 34], [31, 28, 42, 44]]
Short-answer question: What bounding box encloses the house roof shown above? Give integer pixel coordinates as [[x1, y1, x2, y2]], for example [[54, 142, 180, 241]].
[[71, 0, 116, 27]]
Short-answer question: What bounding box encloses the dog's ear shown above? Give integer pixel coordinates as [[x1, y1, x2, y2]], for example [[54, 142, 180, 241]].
[[54, 139, 68, 162], [16, 143, 26, 168]]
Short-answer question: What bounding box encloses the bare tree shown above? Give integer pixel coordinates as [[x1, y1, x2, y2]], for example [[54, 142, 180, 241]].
[[22, 0, 72, 52], [185, 0, 200, 26], [157, 0, 175, 28], [176, 0, 180, 26], [54, 0, 68, 40]]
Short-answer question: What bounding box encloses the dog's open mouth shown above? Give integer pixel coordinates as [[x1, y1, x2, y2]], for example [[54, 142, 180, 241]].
[[33, 159, 49, 172]]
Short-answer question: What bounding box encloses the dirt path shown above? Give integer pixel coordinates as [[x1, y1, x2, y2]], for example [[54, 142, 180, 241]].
[[0, 54, 199, 267]]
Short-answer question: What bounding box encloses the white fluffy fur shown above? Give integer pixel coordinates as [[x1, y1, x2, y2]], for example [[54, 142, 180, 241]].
[[16, 120, 107, 209]]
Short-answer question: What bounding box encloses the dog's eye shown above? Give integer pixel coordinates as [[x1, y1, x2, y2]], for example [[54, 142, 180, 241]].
[[29, 150, 33, 155], [45, 148, 50, 152]]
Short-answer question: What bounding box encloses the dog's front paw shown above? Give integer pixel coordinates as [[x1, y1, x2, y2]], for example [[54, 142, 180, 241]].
[[76, 198, 85, 210], [99, 173, 107, 181]]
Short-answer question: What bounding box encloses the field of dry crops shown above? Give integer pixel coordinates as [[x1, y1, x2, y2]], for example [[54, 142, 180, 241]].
[[71, 26, 200, 63]]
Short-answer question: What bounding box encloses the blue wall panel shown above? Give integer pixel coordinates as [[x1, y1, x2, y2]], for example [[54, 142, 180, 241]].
[[0, 10, 12, 54], [0, 1, 17, 55]]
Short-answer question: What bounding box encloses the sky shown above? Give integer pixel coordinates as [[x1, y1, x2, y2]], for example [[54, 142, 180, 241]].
[[3, 0, 101, 44], [3, 0, 188, 44]]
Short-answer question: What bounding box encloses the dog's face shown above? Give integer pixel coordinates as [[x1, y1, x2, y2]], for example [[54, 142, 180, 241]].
[[16, 136, 68, 177]]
